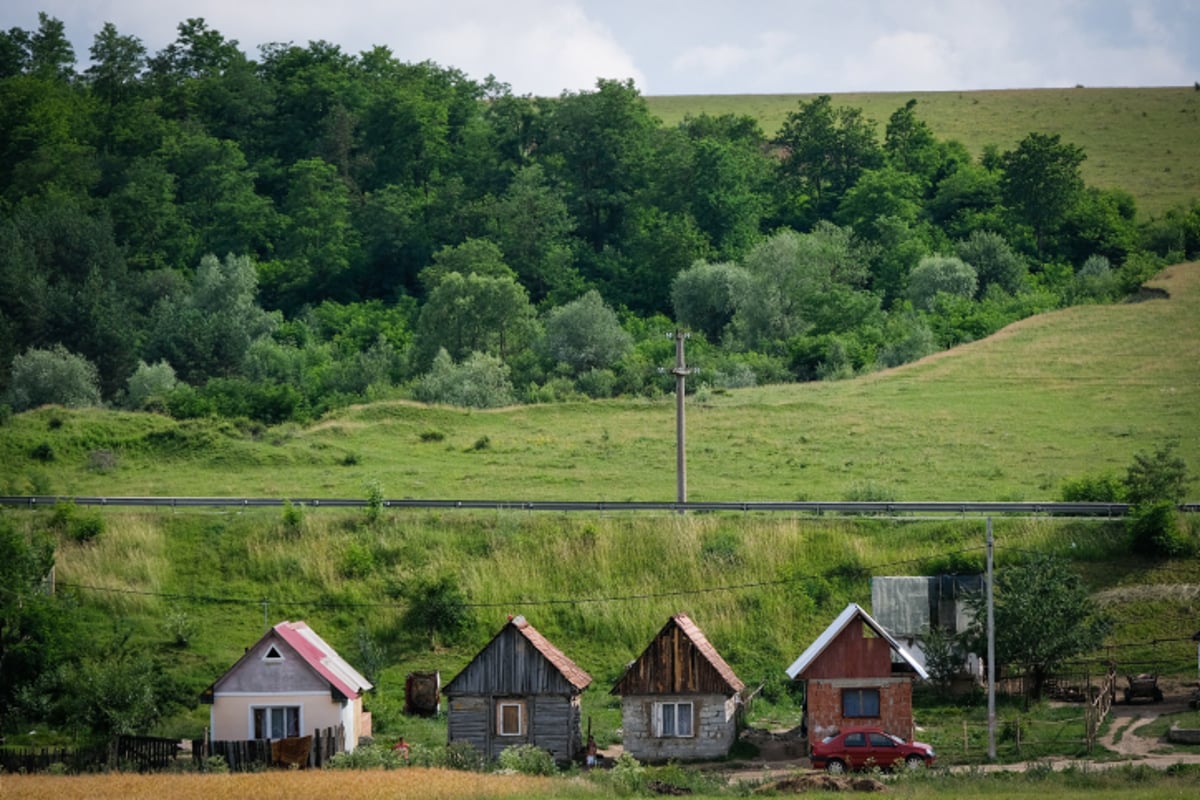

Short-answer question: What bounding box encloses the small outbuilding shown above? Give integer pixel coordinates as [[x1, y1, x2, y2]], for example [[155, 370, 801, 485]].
[[786, 603, 927, 743], [612, 613, 745, 762], [202, 620, 373, 752], [444, 615, 591, 765]]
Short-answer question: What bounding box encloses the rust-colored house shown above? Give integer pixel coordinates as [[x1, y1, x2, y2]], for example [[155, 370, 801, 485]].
[[612, 613, 745, 762], [785, 603, 927, 743], [444, 615, 591, 765], [202, 621, 373, 752]]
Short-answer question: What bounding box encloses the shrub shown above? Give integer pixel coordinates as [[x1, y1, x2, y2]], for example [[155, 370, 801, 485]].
[[125, 360, 178, 410], [1123, 440, 1189, 506], [498, 744, 557, 775], [1060, 473, 1125, 502], [1127, 500, 1194, 558], [280, 500, 305, 538], [86, 449, 119, 472], [48, 502, 105, 544], [414, 349, 515, 409], [6, 345, 102, 411], [443, 740, 488, 771], [31, 442, 55, 462], [908, 255, 978, 311]]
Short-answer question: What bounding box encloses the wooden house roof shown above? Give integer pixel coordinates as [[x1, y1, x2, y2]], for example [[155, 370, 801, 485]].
[[611, 613, 745, 696], [445, 616, 592, 696], [784, 603, 928, 681]]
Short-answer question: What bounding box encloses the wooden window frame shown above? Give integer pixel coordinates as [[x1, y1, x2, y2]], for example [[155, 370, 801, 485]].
[[496, 699, 526, 737]]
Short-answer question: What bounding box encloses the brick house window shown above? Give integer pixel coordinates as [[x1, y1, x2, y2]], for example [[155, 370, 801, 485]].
[[654, 701, 694, 737], [497, 700, 526, 736], [842, 688, 880, 718]]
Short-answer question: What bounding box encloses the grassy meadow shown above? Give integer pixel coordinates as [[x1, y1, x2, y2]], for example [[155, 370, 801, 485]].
[[3, 262, 1197, 503], [646, 87, 1200, 218], [2, 266, 1199, 795]]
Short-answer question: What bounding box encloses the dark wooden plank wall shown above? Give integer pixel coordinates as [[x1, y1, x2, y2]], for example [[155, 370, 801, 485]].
[[615, 623, 733, 695], [448, 626, 580, 695]]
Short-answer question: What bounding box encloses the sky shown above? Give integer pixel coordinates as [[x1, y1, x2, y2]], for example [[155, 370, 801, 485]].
[[4, 1, 1199, 96]]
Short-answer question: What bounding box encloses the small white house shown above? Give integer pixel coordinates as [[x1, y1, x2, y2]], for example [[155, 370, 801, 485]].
[[202, 621, 373, 751]]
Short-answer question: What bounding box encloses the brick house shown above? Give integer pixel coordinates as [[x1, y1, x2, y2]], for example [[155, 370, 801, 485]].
[[786, 603, 927, 743], [611, 613, 745, 762]]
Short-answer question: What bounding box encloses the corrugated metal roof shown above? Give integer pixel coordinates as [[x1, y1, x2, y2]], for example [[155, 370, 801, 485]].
[[510, 616, 593, 691], [785, 603, 928, 680], [274, 620, 374, 700]]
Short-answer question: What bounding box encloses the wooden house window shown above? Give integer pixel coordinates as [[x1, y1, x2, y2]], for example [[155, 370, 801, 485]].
[[654, 701, 694, 738], [842, 688, 880, 718], [253, 706, 300, 739], [496, 700, 526, 736]]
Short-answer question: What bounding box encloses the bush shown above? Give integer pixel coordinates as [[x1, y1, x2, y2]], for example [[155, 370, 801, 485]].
[[443, 740, 488, 772], [414, 349, 515, 409], [125, 360, 179, 410], [1060, 473, 1126, 502], [48, 502, 105, 544], [497, 744, 557, 775], [1127, 500, 1195, 558], [7, 345, 102, 411], [1123, 441, 1189, 506]]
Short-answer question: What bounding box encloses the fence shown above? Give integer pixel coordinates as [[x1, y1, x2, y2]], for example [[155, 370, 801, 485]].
[[194, 725, 345, 771], [0, 735, 182, 774]]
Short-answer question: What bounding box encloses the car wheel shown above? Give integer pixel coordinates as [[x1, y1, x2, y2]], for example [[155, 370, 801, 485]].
[[826, 759, 847, 775], [905, 755, 926, 770]]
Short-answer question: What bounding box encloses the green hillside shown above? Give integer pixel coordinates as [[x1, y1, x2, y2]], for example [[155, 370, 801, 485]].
[[2, 264, 1197, 755], [4, 263, 1197, 503], [647, 87, 1200, 218]]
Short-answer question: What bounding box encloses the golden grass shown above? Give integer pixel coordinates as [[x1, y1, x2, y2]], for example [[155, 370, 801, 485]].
[[0, 769, 604, 800]]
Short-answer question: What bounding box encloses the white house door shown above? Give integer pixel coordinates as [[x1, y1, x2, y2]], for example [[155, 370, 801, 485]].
[[253, 706, 301, 739]]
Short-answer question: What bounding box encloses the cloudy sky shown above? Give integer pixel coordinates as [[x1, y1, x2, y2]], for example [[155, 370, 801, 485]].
[[5, 0, 1198, 96]]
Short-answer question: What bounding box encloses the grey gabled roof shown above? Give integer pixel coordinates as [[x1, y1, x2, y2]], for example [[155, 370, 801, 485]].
[[785, 602, 928, 680]]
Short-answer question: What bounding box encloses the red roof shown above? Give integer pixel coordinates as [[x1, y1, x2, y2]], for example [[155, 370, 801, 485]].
[[511, 616, 593, 691], [273, 621, 373, 700]]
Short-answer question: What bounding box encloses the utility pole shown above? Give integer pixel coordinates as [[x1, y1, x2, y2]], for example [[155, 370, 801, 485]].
[[986, 516, 996, 761], [670, 330, 694, 506]]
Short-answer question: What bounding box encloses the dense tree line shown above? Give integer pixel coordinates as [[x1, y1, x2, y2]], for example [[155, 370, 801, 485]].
[[3, 13, 1199, 419]]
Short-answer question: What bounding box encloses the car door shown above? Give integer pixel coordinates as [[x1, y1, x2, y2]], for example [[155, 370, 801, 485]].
[[842, 731, 868, 768], [867, 731, 901, 769]]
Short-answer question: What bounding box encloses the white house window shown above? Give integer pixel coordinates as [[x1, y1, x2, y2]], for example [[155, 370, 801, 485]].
[[496, 700, 526, 736], [263, 645, 284, 663], [253, 706, 300, 739], [654, 701, 694, 738]]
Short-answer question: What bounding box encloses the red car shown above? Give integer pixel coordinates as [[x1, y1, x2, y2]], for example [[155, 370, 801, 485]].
[[810, 726, 936, 774]]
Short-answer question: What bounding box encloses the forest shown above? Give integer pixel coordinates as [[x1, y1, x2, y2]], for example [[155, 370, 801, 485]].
[[3, 12, 1200, 422]]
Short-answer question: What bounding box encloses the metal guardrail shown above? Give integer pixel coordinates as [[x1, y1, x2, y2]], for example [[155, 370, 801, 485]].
[[3, 495, 1192, 516]]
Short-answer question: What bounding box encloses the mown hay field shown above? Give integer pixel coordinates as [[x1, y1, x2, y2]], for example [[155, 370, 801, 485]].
[[0, 768, 604, 800]]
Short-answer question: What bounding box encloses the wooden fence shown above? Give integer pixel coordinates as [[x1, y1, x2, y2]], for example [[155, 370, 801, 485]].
[[1085, 664, 1119, 751], [0, 735, 182, 774], [193, 725, 345, 771]]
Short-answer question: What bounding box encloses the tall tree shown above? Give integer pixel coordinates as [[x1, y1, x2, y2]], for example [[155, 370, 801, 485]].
[[1000, 132, 1086, 256], [774, 95, 883, 227], [411, 271, 538, 370], [28, 12, 75, 81], [965, 554, 1111, 700]]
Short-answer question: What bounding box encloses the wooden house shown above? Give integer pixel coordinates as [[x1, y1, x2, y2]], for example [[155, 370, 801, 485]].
[[202, 621, 373, 752], [444, 615, 592, 764], [785, 603, 927, 743], [611, 613, 745, 762]]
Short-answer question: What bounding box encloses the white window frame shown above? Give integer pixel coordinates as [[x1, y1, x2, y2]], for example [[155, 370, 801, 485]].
[[653, 701, 694, 738], [496, 700, 526, 736], [251, 705, 302, 739]]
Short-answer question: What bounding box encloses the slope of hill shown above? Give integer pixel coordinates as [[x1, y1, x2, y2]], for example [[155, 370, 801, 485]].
[[647, 87, 1200, 218], [3, 264, 1196, 503]]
